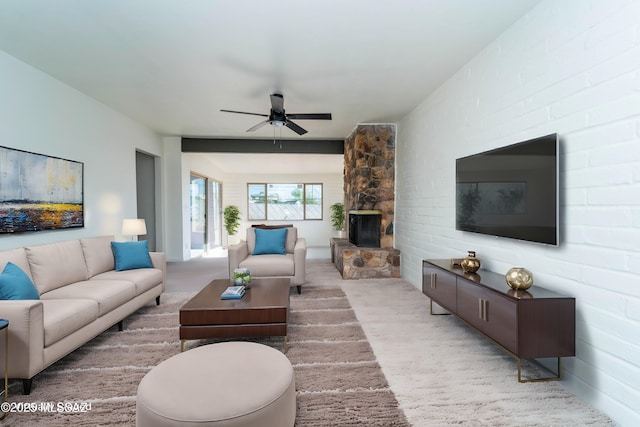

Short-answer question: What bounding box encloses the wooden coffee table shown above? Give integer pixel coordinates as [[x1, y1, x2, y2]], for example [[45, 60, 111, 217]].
[[179, 278, 290, 352]]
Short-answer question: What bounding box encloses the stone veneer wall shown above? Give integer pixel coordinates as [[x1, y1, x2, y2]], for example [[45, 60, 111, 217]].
[[344, 124, 396, 248], [333, 124, 400, 280]]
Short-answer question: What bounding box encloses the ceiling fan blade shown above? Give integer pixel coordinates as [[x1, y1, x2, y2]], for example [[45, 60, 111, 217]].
[[221, 109, 268, 117], [270, 93, 284, 112], [246, 120, 269, 132], [286, 113, 332, 120], [285, 120, 308, 135]]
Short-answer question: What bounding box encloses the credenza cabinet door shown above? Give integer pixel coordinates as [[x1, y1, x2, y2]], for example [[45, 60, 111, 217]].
[[457, 281, 518, 354], [422, 263, 457, 313], [481, 290, 518, 354], [455, 280, 486, 331]]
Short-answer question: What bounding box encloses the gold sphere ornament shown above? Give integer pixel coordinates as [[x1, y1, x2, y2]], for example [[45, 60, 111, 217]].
[[461, 251, 481, 273], [505, 267, 533, 290]]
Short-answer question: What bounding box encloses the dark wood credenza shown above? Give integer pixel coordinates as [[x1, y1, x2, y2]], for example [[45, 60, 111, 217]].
[[422, 259, 575, 382]]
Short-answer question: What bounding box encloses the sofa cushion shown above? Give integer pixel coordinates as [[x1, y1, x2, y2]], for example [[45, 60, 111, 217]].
[[0, 248, 34, 282], [91, 268, 163, 295], [0, 262, 40, 300], [26, 240, 89, 294], [247, 228, 256, 254], [111, 241, 153, 271], [253, 228, 287, 255], [239, 254, 295, 277], [41, 299, 99, 347], [41, 280, 137, 317], [284, 227, 297, 254], [81, 235, 115, 277]]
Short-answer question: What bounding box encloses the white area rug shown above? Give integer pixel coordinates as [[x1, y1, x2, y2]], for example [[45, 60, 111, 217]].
[[340, 273, 614, 426]]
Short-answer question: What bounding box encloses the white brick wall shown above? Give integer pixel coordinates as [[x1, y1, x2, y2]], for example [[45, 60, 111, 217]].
[[396, 0, 640, 424]]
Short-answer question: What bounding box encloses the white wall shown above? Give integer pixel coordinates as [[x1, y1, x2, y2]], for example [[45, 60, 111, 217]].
[[396, 0, 640, 424], [222, 172, 343, 250], [0, 51, 165, 251], [183, 153, 343, 259], [162, 137, 186, 261]]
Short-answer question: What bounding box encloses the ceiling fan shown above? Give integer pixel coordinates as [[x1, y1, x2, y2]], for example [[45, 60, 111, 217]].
[[221, 93, 332, 135]]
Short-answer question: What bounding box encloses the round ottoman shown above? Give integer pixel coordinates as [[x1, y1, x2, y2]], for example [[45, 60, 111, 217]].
[[136, 342, 296, 427]]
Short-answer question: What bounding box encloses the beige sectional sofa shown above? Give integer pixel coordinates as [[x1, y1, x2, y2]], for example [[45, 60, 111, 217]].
[[0, 235, 165, 394]]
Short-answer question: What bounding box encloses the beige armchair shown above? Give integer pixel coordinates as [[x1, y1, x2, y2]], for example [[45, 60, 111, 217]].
[[228, 226, 306, 294]]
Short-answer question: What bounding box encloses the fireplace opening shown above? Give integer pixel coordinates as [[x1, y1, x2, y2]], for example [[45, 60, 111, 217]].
[[349, 210, 381, 248]]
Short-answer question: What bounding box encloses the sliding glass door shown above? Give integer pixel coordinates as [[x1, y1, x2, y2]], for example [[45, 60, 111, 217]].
[[208, 179, 222, 249], [190, 175, 206, 257], [190, 174, 223, 258]]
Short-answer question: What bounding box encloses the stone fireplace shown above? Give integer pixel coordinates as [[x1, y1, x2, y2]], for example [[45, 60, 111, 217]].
[[331, 124, 400, 279]]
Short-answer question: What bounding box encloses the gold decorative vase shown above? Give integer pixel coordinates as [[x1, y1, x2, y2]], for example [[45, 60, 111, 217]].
[[505, 267, 533, 290], [461, 251, 481, 273]]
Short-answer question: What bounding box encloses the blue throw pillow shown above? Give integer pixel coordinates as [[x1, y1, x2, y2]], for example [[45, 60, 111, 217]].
[[0, 262, 40, 300], [253, 228, 287, 255], [111, 240, 153, 271]]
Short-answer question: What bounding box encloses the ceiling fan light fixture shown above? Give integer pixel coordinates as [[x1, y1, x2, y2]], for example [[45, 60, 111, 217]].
[[221, 93, 332, 136]]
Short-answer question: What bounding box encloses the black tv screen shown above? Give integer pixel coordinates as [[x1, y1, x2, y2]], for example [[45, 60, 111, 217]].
[[456, 133, 559, 246]]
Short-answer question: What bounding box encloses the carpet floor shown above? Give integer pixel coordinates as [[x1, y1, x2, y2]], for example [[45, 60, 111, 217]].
[[4, 273, 408, 426], [3, 257, 614, 426]]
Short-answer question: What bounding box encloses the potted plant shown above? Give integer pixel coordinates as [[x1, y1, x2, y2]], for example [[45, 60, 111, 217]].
[[223, 205, 241, 246], [329, 202, 345, 237], [232, 268, 252, 287]]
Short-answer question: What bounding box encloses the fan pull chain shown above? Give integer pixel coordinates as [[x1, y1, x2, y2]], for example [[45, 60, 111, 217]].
[[273, 127, 283, 149]]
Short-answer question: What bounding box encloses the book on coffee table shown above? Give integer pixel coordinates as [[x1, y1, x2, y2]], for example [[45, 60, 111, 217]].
[[220, 285, 245, 300]]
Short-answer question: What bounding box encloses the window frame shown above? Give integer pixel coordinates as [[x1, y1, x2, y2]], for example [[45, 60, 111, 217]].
[[247, 182, 323, 221]]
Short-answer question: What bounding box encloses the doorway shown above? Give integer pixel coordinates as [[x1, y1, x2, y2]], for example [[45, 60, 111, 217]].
[[190, 174, 222, 258], [136, 151, 157, 251]]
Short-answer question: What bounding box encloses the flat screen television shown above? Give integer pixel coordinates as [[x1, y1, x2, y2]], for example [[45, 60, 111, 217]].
[[456, 133, 559, 246]]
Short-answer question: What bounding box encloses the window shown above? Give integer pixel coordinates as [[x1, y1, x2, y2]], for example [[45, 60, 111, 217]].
[[248, 183, 323, 220]]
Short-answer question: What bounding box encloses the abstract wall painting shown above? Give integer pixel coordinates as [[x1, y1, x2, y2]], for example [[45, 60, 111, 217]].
[[0, 146, 84, 233]]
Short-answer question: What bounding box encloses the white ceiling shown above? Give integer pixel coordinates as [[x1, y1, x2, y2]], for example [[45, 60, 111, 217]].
[[0, 0, 540, 172]]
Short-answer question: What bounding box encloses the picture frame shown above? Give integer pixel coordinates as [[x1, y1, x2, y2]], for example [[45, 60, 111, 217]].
[[0, 145, 84, 233]]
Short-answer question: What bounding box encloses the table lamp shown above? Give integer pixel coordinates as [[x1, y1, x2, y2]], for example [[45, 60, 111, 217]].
[[122, 218, 147, 241]]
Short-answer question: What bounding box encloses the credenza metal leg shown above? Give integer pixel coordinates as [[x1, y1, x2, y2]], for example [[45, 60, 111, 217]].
[[517, 357, 561, 383], [429, 299, 451, 316]]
